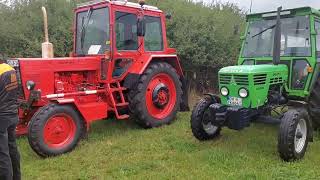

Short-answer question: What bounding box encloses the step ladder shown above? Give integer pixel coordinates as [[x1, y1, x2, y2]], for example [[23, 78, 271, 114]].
[[108, 82, 129, 119]]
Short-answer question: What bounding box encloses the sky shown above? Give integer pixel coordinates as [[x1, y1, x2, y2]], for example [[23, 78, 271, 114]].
[[199, 0, 320, 13]]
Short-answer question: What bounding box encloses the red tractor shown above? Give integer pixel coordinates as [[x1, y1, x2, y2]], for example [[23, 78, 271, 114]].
[[6, 0, 188, 157]]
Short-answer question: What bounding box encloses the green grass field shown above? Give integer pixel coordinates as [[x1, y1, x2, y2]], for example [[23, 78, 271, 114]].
[[19, 112, 320, 180]]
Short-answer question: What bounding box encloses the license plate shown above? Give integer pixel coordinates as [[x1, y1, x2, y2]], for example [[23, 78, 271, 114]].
[[227, 97, 242, 106]]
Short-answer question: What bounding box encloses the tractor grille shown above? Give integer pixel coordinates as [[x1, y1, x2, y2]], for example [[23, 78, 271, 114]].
[[219, 74, 249, 86], [254, 74, 267, 85], [219, 74, 232, 84], [233, 75, 249, 85], [270, 77, 283, 84]]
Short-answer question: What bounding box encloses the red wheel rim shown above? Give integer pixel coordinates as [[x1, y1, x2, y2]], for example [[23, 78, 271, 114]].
[[146, 73, 177, 120], [43, 113, 76, 149]]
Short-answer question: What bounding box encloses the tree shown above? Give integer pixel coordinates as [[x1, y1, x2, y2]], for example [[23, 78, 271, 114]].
[[0, 0, 246, 69]]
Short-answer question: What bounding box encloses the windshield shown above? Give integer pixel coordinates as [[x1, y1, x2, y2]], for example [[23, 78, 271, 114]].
[[242, 16, 311, 57], [76, 7, 110, 55]]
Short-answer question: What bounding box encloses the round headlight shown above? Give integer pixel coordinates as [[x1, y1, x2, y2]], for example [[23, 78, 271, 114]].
[[220, 87, 229, 96], [26, 81, 35, 91], [239, 88, 248, 98]]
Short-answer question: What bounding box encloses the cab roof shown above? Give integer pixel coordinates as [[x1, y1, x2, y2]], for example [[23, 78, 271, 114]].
[[246, 6, 320, 21], [77, 0, 162, 12]]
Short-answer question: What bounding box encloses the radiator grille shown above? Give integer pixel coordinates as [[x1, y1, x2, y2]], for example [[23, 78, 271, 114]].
[[219, 74, 249, 86], [254, 74, 267, 85], [234, 75, 249, 85], [270, 77, 283, 84], [219, 74, 232, 84]]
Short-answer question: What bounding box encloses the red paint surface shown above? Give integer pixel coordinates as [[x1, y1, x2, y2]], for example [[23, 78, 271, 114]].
[[43, 113, 76, 149], [145, 73, 177, 120]]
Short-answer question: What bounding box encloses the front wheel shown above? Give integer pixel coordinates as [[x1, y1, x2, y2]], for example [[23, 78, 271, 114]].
[[28, 104, 85, 157], [191, 97, 221, 140], [278, 109, 310, 161]]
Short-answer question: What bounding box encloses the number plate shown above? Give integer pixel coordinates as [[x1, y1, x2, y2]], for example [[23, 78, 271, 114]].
[[227, 97, 243, 106]]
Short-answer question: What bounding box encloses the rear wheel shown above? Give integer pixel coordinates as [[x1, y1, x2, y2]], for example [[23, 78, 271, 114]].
[[191, 97, 221, 140], [278, 109, 309, 161], [28, 104, 84, 157], [308, 76, 320, 129], [128, 62, 182, 128]]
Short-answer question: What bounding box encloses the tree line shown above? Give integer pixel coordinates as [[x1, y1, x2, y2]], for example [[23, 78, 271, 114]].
[[0, 0, 246, 71]]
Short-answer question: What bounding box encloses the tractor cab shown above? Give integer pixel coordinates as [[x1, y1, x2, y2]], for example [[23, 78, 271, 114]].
[[73, 0, 173, 80], [239, 7, 320, 97]]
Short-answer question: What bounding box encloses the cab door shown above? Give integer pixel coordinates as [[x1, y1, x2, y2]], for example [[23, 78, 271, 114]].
[[109, 6, 141, 80], [315, 20, 320, 62]]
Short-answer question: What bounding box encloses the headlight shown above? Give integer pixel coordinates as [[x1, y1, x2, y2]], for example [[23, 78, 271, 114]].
[[220, 87, 229, 96], [239, 88, 248, 98], [26, 81, 35, 91]]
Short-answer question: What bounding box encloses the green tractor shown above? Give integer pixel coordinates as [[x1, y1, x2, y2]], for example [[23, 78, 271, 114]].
[[191, 7, 320, 161]]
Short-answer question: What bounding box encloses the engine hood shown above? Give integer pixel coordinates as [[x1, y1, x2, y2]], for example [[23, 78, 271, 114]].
[[219, 64, 288, 75]]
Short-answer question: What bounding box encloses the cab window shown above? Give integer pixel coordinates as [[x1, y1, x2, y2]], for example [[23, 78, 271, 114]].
[[315, 21, 320, 60], [76, 7, 110, 55], [115, 12, 138, 51], [292, 60, 309, 89], [144, 16, 163, 51]]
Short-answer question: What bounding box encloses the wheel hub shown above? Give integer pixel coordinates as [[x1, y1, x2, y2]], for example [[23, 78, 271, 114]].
[[43, 114, 76, 149], [145, 73, 177, 120], [202, 109, 218, 135], [294, 118, 307, 153], [152, 83, 169, 109]]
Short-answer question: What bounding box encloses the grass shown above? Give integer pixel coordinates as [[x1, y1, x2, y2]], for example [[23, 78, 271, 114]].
[[19, 112, 320, 180]]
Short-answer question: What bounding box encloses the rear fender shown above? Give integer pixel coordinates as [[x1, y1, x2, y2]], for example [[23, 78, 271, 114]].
[[129, 54, 184, 76], [124, 55, 184, 90]]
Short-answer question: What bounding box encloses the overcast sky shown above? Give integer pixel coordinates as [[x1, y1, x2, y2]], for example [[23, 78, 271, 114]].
[[199, 0, 320, 13]]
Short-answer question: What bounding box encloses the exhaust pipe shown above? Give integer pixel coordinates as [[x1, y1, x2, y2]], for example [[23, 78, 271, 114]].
[[41, 7, 54, 58], [272, 7, 282, 65]]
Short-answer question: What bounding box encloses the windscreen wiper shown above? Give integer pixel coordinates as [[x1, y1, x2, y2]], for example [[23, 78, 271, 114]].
[[251, 24, 276, 38], [80, 8, 93, 55]]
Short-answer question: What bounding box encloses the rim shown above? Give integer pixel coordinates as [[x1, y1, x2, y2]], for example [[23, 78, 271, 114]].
[[145, 73, 177, 120], [43, 113, 76, 149], [294, 118, 307, 154], [202, 109, 218, 134]]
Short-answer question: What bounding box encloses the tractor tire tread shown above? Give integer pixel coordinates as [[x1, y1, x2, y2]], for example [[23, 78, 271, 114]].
[[278, 109, 309, 161], [191, 97, 221, 141]]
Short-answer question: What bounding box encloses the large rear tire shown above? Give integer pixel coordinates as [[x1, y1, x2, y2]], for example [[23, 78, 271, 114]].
[[128, 62, 182, 128], [278, 109, 310, 161], [28, 104, 85, 157], [191, 97, 221, 140], [308, 76, 320, 129]]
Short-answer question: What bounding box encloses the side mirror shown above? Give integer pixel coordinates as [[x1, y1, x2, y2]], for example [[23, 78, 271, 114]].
[[137, 17, 146, 36], [240, 35, 246, 40]]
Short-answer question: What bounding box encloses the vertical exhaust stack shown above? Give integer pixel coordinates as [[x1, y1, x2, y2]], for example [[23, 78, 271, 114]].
[[41, 7, 54, 58], [273, 7, 282, 65]]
